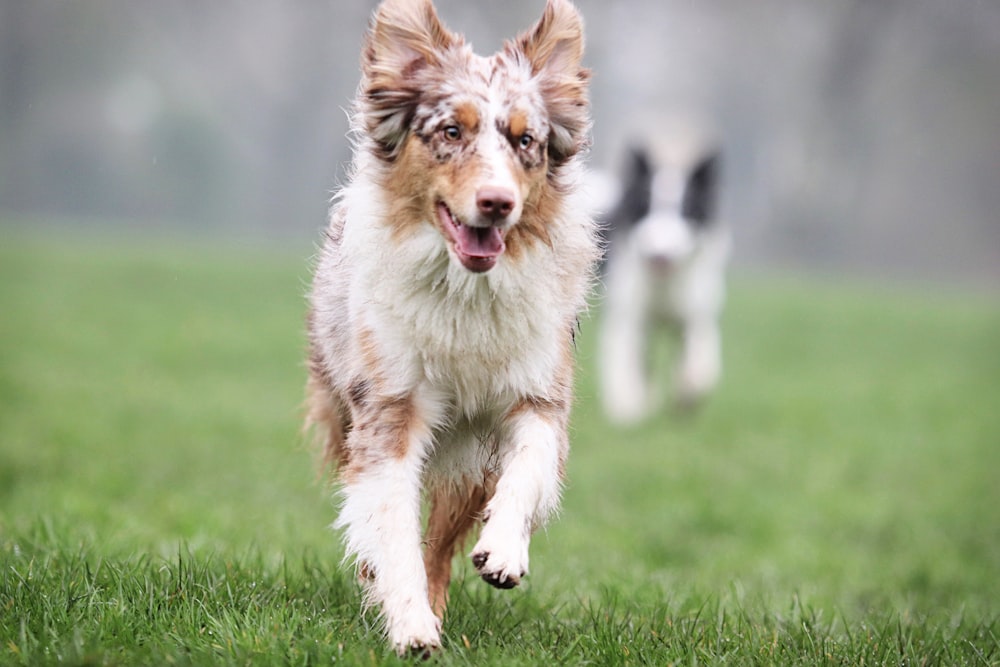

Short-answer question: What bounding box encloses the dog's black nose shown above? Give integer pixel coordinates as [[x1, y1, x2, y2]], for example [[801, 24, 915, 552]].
[[476, 186, 515, 221]]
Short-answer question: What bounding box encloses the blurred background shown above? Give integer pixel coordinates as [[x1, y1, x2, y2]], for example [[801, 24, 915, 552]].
[[2, 0, 999, 288]]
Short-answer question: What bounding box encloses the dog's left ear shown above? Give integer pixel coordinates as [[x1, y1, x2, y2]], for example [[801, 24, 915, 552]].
[[514, 0, 590, 165]]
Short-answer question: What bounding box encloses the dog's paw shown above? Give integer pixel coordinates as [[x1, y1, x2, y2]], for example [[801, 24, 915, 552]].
[[387, 607, 441, 658], [471, 550, 522, 588], [470, 513, 531, 589], [469, 539, 529, 589], [398, 640, 439, 661]]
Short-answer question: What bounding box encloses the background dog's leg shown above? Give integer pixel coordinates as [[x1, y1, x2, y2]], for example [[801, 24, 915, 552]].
[[600, 305, 650, 424], [675, 317, 721, 409], [423, 481, 489, 618], [335, 397, 440, 656], [470, 403, 567, 589]]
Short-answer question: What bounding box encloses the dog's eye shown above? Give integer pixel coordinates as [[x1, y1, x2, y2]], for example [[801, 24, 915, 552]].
[[442, 125, 462, 142], [519, 134, 534, 150]]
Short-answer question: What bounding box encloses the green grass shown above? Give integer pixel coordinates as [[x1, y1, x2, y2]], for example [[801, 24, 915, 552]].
[[1, 230, 998, 665]]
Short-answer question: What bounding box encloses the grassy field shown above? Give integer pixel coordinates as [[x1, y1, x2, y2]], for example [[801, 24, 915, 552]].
[[1, 231, 998, 665]]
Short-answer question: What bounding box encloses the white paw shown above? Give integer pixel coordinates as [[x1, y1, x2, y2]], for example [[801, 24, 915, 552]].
[[602, 394, 650, 425], [470, 522, 530, 589], [675, 364, 717, 409], [386, 604, 441, 657]]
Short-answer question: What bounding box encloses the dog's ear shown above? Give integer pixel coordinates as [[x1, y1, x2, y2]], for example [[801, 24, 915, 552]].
[[610, 146, 653, 229], [623, 146, 653, 188], [514, 0, 590, 165], [361, 0, 458, 159], [365, 0, 455, 75], [681, 151, 721, 226]]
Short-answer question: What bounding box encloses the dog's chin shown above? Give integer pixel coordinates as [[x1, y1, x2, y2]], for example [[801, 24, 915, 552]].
[[436, 202, 506, 274], [458, 254, 499, 274]]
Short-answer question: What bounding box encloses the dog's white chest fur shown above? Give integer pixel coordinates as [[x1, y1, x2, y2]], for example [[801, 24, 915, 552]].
[[337, 173, 570, 415]]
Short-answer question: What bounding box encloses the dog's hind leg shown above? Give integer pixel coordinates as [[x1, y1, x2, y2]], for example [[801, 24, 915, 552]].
[[335, 394, 441, 656], [423, 481, 490, 618], [470, 399, 568, 589]]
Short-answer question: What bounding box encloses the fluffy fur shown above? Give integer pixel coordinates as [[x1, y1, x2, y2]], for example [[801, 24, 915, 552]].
[[305, 0, 595, 655], [599, 145, 730, 423]]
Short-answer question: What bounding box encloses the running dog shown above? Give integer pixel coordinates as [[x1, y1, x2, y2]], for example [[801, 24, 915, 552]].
[[599, 145, 729, 423], [305, 0, 596, 654]]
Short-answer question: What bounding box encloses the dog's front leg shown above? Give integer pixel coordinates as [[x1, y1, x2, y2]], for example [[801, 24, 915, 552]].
[[335, 395, 440, 655], [599, 264, 652, 424], [675, 317, 721, 408], [471, 400, 567, 589]]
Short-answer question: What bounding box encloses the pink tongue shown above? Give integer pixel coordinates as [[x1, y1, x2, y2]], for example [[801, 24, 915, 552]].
[[457, 224, 504, 258]]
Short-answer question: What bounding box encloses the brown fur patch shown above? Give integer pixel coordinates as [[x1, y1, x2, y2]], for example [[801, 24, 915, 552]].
[[305, 371, 351, 470], [504, 168, 561, 260], [339, 392, 425, 484], [423, 480, 494, 617], [356, 327, 384, 378], [454, 102, 480, 134], [382, 398, 418, 460], [384, 134, 436, 241], [509, 109, 529, 140], [506, 394, 567, 425]]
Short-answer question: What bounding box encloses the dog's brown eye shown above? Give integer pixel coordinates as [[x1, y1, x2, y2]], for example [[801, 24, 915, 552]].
[[443, 125, 461, 142], [519, 134, 534, 149]]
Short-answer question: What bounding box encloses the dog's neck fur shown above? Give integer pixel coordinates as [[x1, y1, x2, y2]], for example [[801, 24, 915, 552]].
[[336, 152, 593, 416]]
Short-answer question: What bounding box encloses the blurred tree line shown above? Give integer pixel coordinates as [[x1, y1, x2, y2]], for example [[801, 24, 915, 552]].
[[1, 0, 998, 284], [0, 1, 367, 236]]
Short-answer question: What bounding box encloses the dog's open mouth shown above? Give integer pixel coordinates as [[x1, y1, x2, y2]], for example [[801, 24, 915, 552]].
[[437, 202, 506, 273]]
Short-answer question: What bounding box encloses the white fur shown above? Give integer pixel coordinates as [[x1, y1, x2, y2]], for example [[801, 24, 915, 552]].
[[315, 169, 591, 651], [307, 1, 595, 653], [330, 155, 590, 414], [335, 438, 440, 649], [470, 411, 564, 584], [599, 164, 730, 423]]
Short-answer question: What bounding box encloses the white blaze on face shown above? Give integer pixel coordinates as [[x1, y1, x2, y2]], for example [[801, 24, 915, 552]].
[[476, 130, 522, 223], [635, 166, 695, 265]]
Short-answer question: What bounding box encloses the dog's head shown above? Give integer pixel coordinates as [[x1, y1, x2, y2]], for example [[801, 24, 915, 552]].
[[607, 147, 721, 270], [357, 0, 590, 273]]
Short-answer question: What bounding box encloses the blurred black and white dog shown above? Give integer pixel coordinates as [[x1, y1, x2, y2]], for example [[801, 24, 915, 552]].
[[597, 145, 730, 424]]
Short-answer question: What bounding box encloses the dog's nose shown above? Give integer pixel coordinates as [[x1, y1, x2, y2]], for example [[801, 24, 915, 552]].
[[476, 186, 515, 222]]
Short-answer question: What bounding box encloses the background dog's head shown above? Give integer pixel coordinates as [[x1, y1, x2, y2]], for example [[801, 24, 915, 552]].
[[605, 146, 721, 271], [356, 0, 591, 273]]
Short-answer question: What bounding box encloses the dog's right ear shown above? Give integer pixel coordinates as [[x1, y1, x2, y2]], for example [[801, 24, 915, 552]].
[[365, 0, 456, 75], [623, 146, 653, 187], [361, 0, 458, 158], [608, 146, 653, 231]]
